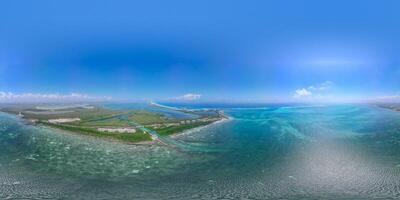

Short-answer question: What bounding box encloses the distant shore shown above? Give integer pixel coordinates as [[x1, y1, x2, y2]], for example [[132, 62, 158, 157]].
[[377, 104, 400, 112]]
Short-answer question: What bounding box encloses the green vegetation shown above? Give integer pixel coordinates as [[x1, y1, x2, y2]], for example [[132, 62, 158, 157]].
[[154, 122, 210, 136], [1, 106, 122, 121], [39, 121, 152, 143], [128, 111, 169, 124], [78, 113, 131, 127], [0, 104, 225, 143]]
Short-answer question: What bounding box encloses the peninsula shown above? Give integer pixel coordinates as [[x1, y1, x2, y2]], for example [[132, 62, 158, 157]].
[[0, 103, 228, 143]]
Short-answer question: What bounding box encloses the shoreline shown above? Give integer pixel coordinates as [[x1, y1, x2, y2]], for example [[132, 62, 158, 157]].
[[376, 104, 400, 112], [150, 102, 181, 111], [171, 114, 232, 138], [38, 124, 157, 146], [0, 103, 231, 145], [38, 113, 231, 145]]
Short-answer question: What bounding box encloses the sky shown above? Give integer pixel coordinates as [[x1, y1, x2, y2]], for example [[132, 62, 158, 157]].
[[1, 0, 400, 103]]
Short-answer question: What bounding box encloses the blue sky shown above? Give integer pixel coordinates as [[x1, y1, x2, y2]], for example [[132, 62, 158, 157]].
[[0, 0, 400, 103]]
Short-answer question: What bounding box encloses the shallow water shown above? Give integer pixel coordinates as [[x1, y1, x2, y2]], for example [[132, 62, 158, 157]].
[[1, 104, 400, 199]]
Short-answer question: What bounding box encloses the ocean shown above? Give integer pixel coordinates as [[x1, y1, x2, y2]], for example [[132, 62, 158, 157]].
[[0, 104, 400, 199]]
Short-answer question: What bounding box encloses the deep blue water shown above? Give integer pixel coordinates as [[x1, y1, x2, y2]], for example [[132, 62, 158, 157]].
[[0, 104, 400, 199]]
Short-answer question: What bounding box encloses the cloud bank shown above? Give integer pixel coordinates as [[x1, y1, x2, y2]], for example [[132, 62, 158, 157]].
[[0, 92, 112, 103]]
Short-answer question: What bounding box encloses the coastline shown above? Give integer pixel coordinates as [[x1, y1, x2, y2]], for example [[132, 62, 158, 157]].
[[38, 123, 156, 146], [376, 104, 400, 113], [171, 114, 232, 138], [1, 103, 231, 145], [150, 101, 181, 111], [36, 113, 231, 145]]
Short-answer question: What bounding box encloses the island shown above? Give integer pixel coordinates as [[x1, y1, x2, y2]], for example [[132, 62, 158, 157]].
[[0, 103, 228, 144]]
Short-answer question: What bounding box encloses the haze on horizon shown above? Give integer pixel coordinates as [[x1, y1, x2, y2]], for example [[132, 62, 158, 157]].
[[1, 0, 400, 103]]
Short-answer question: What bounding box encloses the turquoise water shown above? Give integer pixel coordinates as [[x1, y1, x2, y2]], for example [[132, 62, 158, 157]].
[[1, 104, 400, 199]]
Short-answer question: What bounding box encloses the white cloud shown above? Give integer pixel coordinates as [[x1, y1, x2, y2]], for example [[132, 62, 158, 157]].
[[293, 81, 333, 99], [171, 93, 201, 101], [0, 92, 112, 103], [293, 88, 312, 98], [307, 81, 333, 91]]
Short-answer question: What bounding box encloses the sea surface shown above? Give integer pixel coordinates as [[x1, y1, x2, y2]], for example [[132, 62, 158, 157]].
[[1, 104, 400, 199]]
